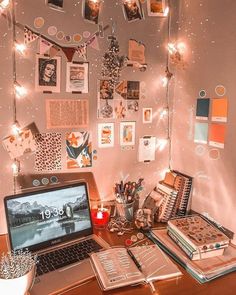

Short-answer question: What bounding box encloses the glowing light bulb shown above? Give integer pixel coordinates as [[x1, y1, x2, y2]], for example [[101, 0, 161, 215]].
[[11, 122, 21, 136], [15, 43, 26, 55], [164, 6, 169, 16], [14, 83, 27, 98], [0, 0, 10, 9], [162, 76, 168, 87], [11, 160, 20, 176], [167, 43, 177, 55]]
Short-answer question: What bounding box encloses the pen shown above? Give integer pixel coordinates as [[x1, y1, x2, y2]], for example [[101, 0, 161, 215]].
[[126, 249, 142, 270]]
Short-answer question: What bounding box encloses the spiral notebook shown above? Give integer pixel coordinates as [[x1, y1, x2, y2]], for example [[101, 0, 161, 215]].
[[90, 245, 182, 291]]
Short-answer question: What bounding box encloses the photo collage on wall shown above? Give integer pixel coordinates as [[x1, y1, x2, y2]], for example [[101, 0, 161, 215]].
[[97, 80, 140, 119], [1, 0, 169, 172]]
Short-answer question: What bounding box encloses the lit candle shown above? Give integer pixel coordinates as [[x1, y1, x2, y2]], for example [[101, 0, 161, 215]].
[[91, 204, 110, 229]]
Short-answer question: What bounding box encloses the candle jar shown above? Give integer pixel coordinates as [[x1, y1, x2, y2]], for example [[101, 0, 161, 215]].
[[91, 206, 110, 229]]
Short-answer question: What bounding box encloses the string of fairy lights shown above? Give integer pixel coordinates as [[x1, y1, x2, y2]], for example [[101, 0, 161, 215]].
[[0, 0, 186, 187]]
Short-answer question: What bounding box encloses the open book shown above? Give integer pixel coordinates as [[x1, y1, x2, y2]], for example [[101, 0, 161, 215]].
[[90, 245, 182, 291]]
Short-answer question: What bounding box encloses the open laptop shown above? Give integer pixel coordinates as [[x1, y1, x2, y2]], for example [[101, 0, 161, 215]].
[[4, 181, 110, 295]]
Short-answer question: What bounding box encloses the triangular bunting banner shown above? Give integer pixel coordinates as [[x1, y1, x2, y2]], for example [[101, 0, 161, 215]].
[[49, 45, 60, 58], [61, 47, 76, 62], [39, 37, 53, 55], [24, 26, 39, 44], [76, 45, 87, 60], [88, 35, 100, 51]]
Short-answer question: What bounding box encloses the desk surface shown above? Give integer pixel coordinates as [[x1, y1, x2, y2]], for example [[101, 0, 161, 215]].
[[1, 230, 236, 295]]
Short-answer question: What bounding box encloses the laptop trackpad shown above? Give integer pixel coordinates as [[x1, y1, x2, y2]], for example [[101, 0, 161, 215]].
[[31, 260, 95, 295]]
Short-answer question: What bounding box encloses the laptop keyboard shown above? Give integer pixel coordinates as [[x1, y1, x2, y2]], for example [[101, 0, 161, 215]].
[[36, 239, 103, 276]]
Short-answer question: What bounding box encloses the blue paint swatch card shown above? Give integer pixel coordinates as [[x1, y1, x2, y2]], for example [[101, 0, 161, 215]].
[[194, 122, 208, 144], [196, 98, 210, 120]]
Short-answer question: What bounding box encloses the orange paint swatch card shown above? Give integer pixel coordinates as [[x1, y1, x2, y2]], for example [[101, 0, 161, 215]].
[[211, 98, 228, 122], [209, 123, 226, 149]]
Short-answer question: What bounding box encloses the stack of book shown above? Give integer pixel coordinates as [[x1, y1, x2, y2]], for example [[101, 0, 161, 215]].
[[147, 225, 236, 283], [167, 215, 230, 260], [155, 170, 193, 222]]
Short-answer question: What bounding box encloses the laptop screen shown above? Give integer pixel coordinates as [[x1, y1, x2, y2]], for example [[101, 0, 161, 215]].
[[4, 182, 93, 252]]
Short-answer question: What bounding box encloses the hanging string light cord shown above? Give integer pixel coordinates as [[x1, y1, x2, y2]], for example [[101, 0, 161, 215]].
[[11, 0, 19, 193], [165, 0, 173, 171]]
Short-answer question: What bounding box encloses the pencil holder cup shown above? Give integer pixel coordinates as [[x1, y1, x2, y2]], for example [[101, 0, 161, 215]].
[[115, 201, 135, 222]]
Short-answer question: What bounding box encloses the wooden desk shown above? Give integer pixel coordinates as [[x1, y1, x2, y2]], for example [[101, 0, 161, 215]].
[[1, 231, 236, 295]]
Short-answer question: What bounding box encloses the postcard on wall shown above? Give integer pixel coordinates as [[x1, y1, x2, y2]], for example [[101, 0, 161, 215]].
[[97, 98, 114, 119], [147, 0, 166, 16], [66, 131, 92, 168], [46, 99, 89, 128], [99, 79, 114, 100], [82, 0, 102, 24], [114, 99, 127, 119], [35, 54, 61, 93], [143, 108, 153, 123], [196, 98, 210, 120], [2, 124, 38, 159], [35, 133, 62, 171], [98, 123, 114, 148], [122, 0, 143, 22], [138, 136, 156, 162], [209, 123, 226, 149], [211, 98, 228, 122], [66, 62, 88, 93], [128, 39, 145, 64], [127, 100, 139, 113], [115, 80, 127, 99], [194, 122, 208, 144], [127, 81, 140, 99], [119, 121, 136, 146]]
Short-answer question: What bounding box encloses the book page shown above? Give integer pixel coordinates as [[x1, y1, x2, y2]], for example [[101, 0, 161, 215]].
[[90, 247, 145, 291], [130, 245, 182, 281], [46, 99, 89, 128]]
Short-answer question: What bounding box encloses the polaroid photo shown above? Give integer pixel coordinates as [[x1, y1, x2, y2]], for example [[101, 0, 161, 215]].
[[143, 108, 153, 123], [66, 62, 89, 93], [35, 54, 61, 93], [46, 0, 64, 11], [83, 0, 102, 24], [122, 0, 143, 22], [119, 121, 136, 146], [98, 123, 114, 148], [147, 0, 166, 16]]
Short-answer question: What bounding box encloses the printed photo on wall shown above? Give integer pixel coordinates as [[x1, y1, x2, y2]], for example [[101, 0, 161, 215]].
[[98, 123, 114, 148], [99, 79, 114, 99], [127, 81, 140, 99], [46, 0, 64, 11], [2, 122, 39, 160], [143, 108, 153, 123], [119, 121, 136, 146], [114, 99, 127, 119], [122, 0, 143, 22], [83, 0, 102, 24], [98, 99, 114, 119], [147, 0, 166, 16], [35, 54, 61, 92], [66, 131, 92, 168], [66, 62, 89, 93]]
